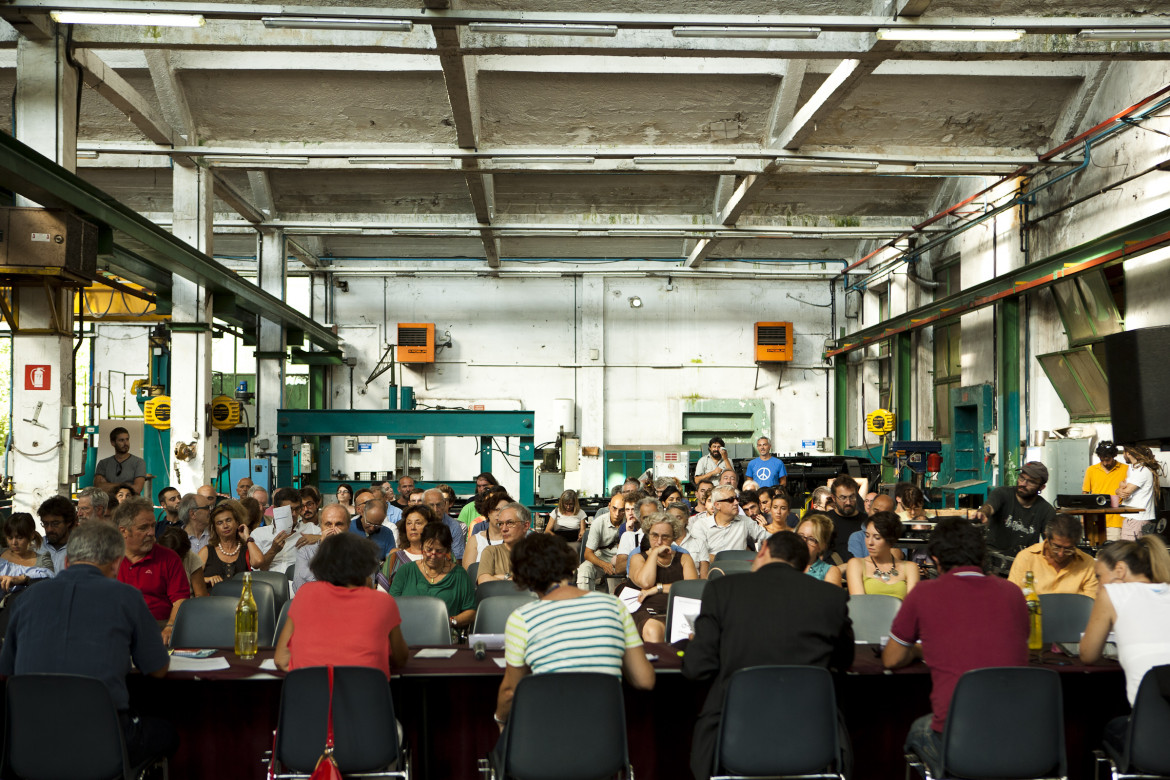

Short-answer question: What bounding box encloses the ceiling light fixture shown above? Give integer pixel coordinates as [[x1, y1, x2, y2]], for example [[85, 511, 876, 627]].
[[633, 156, 736, 165], [1077, 28, 1170, 41], [202, 155, 310, 166], [776, 158, 880, 169], [913, 163, 1014, 174], [75, 150, 99, 159], [50, 10, 205, 26], [347, 157, 455, 166], [284, 227, 364, 235], [468, 22, 618, 37], [496, 156, 596, 165], [876, 28, 1025, 42], [261, 17, 413, 32], [672, 26, 821, 39], [394, 229, 476, 237], [628, 296, 643, 308]]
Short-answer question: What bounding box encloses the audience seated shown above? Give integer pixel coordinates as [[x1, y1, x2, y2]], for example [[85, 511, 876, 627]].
[[616, 497, 662, 574], [294, 503, 351, 592], [422, 488, 466, 563], [622, 512, 698, 642], [382, 504, 437, 584], [667, 500, 708, 579], [1081, 535, 1170, 752], [579, 493, 627, 590], [795, 514, 843, 586], [465, 489, 512, 565], [178, 493, 211, 555], [250, 487, 320, 574], [688, 485, 769, 565], [494, 533, 654, 734], [275, 533, 408, 678], [35, 495, 76, 573], [114, 496, 190, 647], [846, 512, 918, 600], [156, 486, 181, 533], [200, 499, 255, 587], [478, 503, 531, 584], [2, 513, 41, 569], [351, 492, 397, 563], [77, 485, 110, 524], [544, 489, 587, 544], [457, 471, 499, 529], [1008, 515, 1098, 598], [389, 522, 476, 632], [156, 525, 208, 598]]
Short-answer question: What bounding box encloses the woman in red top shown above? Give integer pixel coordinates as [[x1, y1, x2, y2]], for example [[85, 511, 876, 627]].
[[275, 533, 408, 679]]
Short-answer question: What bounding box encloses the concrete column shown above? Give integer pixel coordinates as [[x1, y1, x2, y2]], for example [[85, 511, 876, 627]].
[[255, 229, 286, 457], [10, 35, 79, 512], [577, 276, 606, 497], [169, 164, 216, 490]]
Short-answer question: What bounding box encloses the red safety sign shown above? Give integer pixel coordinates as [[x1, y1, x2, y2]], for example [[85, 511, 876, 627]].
[[24, 365, 51, 390]]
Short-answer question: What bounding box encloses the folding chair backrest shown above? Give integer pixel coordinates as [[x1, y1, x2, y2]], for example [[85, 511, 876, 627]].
[[396, 595, 453, 646], [708, 559, 753, 580], [473, 595, 535, 635], [170, 596, 241, 650], [847, 594, 902, 644], [665, 579, 707, 640], [505, 672, 628, 780], [943, 667, 1065, 779], [248, 570, 291, 616], [276, 666, 399, 774], [475, 580, 532, 604], [713, 549, 756, 563], [717, 665, 840, 777], [1038, 593, 1093, 644], [7, 674, 129, 780], [1126, 665, 1170, 774], [212, 579, 277, 646]]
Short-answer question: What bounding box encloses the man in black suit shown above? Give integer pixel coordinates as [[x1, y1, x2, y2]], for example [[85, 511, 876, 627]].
[[682, 532, 854, 780]]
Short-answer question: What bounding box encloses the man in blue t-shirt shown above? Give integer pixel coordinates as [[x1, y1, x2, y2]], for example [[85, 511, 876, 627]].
[[745, 436, 786, 488]]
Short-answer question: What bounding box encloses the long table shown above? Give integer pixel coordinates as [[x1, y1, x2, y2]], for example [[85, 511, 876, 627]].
[[129, 643, 1128, 780]]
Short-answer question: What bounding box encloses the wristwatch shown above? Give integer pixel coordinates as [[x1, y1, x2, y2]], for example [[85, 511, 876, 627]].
[[657, 583, 663, 594]]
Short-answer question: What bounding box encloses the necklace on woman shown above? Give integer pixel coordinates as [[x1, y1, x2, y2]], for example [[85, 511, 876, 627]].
[[217, 540, 241, 558], [656, 551, 675, 568], [871, 559, 897, 582], [424, 561, 450, 583]]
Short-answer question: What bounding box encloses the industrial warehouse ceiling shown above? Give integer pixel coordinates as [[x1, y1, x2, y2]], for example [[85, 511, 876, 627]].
[[1, 1, 1169, 278]]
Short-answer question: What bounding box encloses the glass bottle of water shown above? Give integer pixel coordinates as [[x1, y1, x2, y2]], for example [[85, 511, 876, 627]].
[[1023, 571, 1043, 653], [235, 572, 258, 659]]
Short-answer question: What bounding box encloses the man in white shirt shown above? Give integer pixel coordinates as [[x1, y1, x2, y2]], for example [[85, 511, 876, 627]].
[[250, 487, 321, 574], [689, 485, 769, 563], [667, 499, 709, 578], [578, 493, 627, 590], [694, 437, 734, 484]]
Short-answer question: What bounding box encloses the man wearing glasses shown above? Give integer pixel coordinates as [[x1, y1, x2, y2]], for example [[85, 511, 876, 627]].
[[1007, 515, 1098, 597], [975, 461, 1056, 555], [93, 427, 146, 495], [689, 485, 769, 564], [477, 502, 530, 584]]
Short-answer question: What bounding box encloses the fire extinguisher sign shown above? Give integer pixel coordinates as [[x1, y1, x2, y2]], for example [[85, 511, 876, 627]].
[[24, 365, 51, 390]]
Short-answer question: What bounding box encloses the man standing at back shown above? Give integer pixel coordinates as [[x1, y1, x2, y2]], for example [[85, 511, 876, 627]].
[[93, 427, 147, 495], [683, 532, 854, 780], [745, 436, 786, 489], [1, 521, 177, 766], [883, 517, 1028, 777]]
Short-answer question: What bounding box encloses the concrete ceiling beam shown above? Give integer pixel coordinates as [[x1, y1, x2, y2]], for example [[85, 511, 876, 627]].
[[774, 52, 887, 151], [897, 0, 934, 17], [71, 48, 179, 148], [143, 49, 196, 143], [247, 170, 275, 218], [1049, 62, 1112, 145], [765, 60, 807, 148], [209, 171, 265, 224]]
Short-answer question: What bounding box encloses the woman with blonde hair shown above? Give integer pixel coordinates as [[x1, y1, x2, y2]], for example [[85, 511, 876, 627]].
[[794, 513, 843, 586], [1117, 445, 1164, 540], [1081, 536, 1170, 749], [544, 489, 587, 544]]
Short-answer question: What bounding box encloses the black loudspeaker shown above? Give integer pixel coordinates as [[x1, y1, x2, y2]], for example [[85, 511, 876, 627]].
[[1104, 325, 1170, 445]]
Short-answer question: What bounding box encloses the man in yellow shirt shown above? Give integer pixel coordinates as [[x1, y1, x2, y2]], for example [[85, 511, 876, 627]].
[[1008, 515, 1098, 598], [1082, 440, 1127, 545]]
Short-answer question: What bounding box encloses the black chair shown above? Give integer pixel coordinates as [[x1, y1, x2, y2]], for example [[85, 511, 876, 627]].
[[475, 580, 533, 604], [1038, 593, 1093, 644], [248, 569, 291, 616], [665, 579, 707, 641], [212, 578, 277, 646], [467, 561, 480, 585], [708, 560, 753, 580], [1095, 665, 1170, 779], [275, 600, 291, 645], [5, 673, 168, 780], [847, 594, 902, 644], [906, 666, 1065, 780], [271, 666, 408, 779], [714, 666, 844, 779], [170, 596, 242, 650], [713, 549, 756, 563], [397, 595, 454, 646], [486, 672, 630, 780], [472, 595, 534, 635]]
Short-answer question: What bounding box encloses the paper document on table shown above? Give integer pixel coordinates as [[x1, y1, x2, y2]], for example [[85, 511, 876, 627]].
[[259, 659, 279, 671], [168, 656, 231, 672], [669, 596, 702, 644], [414, 648, 458, 659], [272, 505, 294, 535], [618, 587, 642, 614], [493, 657, 507, 668]]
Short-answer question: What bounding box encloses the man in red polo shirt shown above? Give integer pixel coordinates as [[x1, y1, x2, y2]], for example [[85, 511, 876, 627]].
[[114, 497, 190, 647], [883, 517, 1028, 777]]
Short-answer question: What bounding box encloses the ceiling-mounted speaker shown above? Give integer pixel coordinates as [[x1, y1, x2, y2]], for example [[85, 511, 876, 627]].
[[1104, 325, 1170, 445]]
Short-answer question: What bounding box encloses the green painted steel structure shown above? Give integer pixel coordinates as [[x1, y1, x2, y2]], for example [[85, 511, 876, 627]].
[[997, 299, 1022, 484]]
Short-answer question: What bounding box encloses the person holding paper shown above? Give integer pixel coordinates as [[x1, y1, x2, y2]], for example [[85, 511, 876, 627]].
[[249, 487, 320, 574], [683, 532, 853, 780], [623, 512, 698, 643]]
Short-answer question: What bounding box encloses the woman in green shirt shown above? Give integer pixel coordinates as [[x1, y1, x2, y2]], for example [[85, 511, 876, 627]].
[[389, 522, 476, 631]]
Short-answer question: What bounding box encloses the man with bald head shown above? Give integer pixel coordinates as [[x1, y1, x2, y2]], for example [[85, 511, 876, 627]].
[[236, 477, 254, 500], [293, 503, 351, 592], [423, 488, 465, 562]]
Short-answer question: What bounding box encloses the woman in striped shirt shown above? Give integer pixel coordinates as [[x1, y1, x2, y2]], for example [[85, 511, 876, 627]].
[[494, 534, 655, 729]]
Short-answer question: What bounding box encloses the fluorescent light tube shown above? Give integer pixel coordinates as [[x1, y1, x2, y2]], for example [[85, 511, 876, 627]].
[[876, 28, 1025, 42], [261, 17, 412, 32], [496, 157, 596, 165], [1077, 28, 1170, 41], [50, 11, 205, 27], [672, 26, 820, 39], [347, 157, 454, 166], [777, 158, 880, 169], [202, 155, 309, 166], [633, 156, 735, 165], [468, 22, 618, 37]]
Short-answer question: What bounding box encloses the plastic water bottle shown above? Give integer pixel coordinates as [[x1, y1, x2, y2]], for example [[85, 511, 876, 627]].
[[234, 572, 258, 659]]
